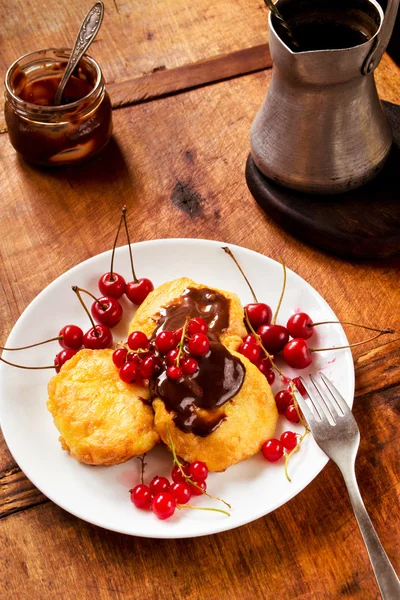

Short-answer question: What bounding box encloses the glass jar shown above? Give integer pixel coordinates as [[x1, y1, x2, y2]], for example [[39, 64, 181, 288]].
[[4, 48, 112, 166]]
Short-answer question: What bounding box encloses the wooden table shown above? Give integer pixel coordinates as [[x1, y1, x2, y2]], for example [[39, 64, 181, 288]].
[[1, 1, 399, 598]]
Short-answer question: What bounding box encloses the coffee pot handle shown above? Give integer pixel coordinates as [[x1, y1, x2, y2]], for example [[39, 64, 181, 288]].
[[362, 0, 399, 74]]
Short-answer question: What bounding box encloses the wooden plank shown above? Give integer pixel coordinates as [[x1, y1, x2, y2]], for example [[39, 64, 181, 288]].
[[1, 385, 398, 599], [355, 338, 400, 397]]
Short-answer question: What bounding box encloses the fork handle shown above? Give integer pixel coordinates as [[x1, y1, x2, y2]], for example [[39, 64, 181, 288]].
[[341, 466, 400, 600]]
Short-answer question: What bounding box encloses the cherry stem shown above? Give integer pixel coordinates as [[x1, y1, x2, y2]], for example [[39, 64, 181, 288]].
[[177, 504, 230, 517], [244, 308, 287, 380], [165, 424, 231, 510], [109, 207, 125, 279], [272, 257, 286, 325], [310, 328, 394, 352], [122, 206, 138, 283], [74, 286, 107, 310], [72, 286, 100, 337], [222, 247, 258, 303], [284, 425, 309, 483], [175, 316, 190, 367], [311, 321, 395, 334], [0, 337, 61, 351], [0, 356, 55, 370], [137, 453, 147, 485]]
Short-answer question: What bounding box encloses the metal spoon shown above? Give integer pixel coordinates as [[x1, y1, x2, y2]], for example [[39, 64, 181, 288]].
[[263, 0, 299, 48], [54, 1, 104, 105]]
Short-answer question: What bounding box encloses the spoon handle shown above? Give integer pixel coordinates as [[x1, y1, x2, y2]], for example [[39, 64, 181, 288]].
[[54, 1, 104, 105]]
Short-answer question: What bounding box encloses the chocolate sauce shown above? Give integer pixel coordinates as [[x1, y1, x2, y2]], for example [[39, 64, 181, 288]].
[[154, 342, 245, 436], [155, 287, 230, 341]]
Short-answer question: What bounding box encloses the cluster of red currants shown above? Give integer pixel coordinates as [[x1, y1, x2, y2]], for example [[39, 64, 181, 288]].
[[130, 461, 209, 520], [262, 430, 299, 462]]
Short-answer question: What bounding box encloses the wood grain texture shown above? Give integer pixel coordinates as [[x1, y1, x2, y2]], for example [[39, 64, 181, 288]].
[[1, 385, 398, 599]]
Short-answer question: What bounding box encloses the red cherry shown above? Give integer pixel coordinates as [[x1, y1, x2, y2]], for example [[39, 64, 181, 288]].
[[257, 324, 289, 353], [283, 338, 312, 369], [188, 317, 208, 335], [119, 361, 141, 383], [130, 484, 152, 510], [170, 482, 192, 504], [243, 333, 257, 344], [189, 480, 206, 496], [266, 369, 275, 384], [152, 492, 176, 520], [126, 278, 154, 305], [291, 377, 307, 398], [287, 312, 313, 339], [59, 325, 83, 350], [140, 354, 162, 379], [112, 347, 128, 368], [166, 348, 180, 366], [188, 333, 210, 356], [127, 331, 150, 351], [91, 296, 123, 328], [285, 404, 301, 423], [54, 349, 77, 373], [171, 464, 191, 482], [189, 461, 208, 483], [238, 341, 261, 363], [167, 365, 183, 380], [275, 389, 293, 412], [262, 439, 284, 462], [149, 476, 170, 495], [155, 330, 176, 354], [83, 324, 113, 350], [181, 357, 198, 375], [245, 303, 272, 329], [280, 431, 298, 451], [98, 272, 126, 299]]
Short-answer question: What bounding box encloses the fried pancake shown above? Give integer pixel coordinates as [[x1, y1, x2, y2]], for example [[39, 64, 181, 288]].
[[128, 277, 246, 348], [47, 349, 159, 466], [152, 351, 278, 472]]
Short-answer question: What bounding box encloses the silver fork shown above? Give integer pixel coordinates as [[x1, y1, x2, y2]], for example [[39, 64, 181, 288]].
[[294, 373, 400, 600]]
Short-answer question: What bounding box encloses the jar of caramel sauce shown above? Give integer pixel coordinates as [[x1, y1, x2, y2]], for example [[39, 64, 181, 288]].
[[4, 48, 112, 166]]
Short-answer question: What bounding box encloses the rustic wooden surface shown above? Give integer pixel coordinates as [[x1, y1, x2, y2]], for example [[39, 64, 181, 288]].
[[0, 0, 399, 598]]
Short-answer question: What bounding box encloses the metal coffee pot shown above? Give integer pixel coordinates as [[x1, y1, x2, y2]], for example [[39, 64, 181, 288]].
[[250, 0, 399, 194]]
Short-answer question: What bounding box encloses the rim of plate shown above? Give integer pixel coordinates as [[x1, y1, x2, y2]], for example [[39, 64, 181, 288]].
[[0, 238, 355, 538]]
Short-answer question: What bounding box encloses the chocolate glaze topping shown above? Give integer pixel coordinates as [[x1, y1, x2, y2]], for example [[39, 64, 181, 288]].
[[152, 287, 245, 437]]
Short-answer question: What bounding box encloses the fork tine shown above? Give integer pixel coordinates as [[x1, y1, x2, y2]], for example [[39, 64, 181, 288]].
[[298, 376, 323, 420], [309, 374, 337, 424], [291, 387, 316, 425], [320, 372, 349, 415]]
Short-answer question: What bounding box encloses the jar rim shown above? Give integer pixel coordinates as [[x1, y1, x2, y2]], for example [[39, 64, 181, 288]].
[[5, 47, 103, 112]]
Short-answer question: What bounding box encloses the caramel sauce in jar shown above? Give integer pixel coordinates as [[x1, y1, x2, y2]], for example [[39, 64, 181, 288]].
[[4, 49, 112, 166]]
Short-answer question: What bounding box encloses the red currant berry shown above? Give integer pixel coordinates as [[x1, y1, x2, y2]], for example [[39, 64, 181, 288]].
[[152, 492, 176, 520], [285, 404, 301, 423], [126, 352, 141, 365], [291, 377, 307, 398], [189, 480, 207, 496], [171, 464, 191, 483], [155, 330, 176, 354], [262, 439, 284, 462], [98, 272, 126, 299], [188, 317, 208, 335], [169, 482, 192, 504], [166, 348, 180, 366], [83, 324, 113, 350], [283, 339, 312, 369], [280, 431, 298, 451], [54, 349, 77, 373], [188, 333, 210, 356], [257, 324, 289, 353], [140, 354, 162, 379], [189, 461, 208, 483], [181, 357, 198, 375], [245, 303, 272, 329], [127, 331, 150, 351], [126, 278, 154, 305], [91, 296, 123, 328], [243, 333, 257, 344], [275, 389, 293, 412], [59, 325, 83, 350], [119, 361, 141, 383], [112, 347, 128, 368], [266, 369, 275, 384], [149, 476, 170, 496], [238, 341, 261, 363], [256, 356, 273, 375], [173, 329, 183, 345], [130, 484, 152, 510], [167, 365, 183, 380], [287, 312, 313, 340]]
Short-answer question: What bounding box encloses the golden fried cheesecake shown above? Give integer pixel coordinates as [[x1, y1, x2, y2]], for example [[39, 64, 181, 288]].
[[129, 277, 247, 350], [47, 349, 159, 466]]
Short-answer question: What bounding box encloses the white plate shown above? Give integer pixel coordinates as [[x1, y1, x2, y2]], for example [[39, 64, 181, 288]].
[[0, 239, 354, 538]]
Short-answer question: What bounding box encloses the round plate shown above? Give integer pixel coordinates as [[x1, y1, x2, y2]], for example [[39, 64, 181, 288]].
[[0, 239, 354, 538]]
